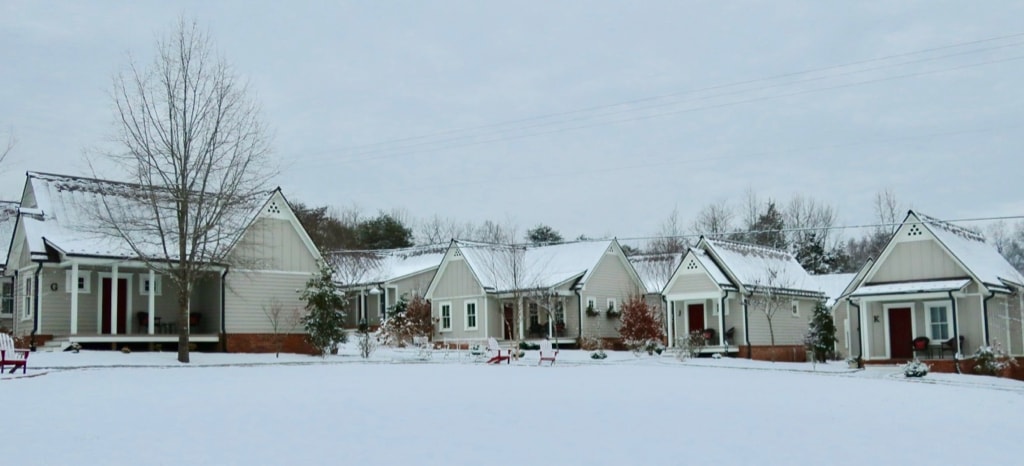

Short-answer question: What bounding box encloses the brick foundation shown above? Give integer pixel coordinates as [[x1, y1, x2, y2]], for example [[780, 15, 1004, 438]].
[[224, 333, 319, 355], [867, 357, 1024, 381], [737, 345, 808, 362], [13, 334, 52, 349]]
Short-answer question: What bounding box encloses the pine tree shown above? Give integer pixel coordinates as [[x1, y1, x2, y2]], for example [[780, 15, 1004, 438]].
[[301, 263, 348, 356], [804, 301, 837, 362]]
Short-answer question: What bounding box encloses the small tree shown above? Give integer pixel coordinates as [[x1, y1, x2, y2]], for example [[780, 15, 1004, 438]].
[[405, 295, 436, 339], [748, 264, 794, 361], [301, 263, 348, 356], [618, 294, 665, 355], [804, 301, 837, 362], [526, 224, 563, 244], [263, 298, 301, 358]]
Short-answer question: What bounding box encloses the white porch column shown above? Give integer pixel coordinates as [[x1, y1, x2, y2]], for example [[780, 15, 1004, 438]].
[[70, 262, 79, 335], [718, 298, 726, 347], [483, 295, 489, 339], [147, 269, 156, 335], [667, 301, 675, 347], [860, 299, 870, 360], [111, 265, 119, 335]]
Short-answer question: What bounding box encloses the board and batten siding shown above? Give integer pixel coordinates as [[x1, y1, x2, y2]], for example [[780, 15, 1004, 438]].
[[224, 271, 312, 333], [870, 240, 967, 283], [665, 271, 720, 296], [435, 296, 487, 341], [230, 217, 317, 273], [432, 258, 482, 298], [580, 250, 643, 339]]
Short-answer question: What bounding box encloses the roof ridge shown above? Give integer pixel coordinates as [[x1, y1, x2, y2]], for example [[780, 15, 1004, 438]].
[[916, 212, 986, 243], [707, 237, 793, 258]]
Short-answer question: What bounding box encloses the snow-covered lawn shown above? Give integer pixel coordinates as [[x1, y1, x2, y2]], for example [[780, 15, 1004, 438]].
[[5, 347, 1023, 465]]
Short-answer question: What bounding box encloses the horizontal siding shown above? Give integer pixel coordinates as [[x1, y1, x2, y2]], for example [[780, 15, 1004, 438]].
[[746, 297, 814, 346], [225, 271, 312, 334], [666, 271, 719, 295], [871, 239, 966, 283]]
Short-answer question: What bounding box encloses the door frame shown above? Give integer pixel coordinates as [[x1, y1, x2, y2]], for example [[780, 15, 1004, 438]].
[[502, 303, 514, 340], [686, 302, 706, 334], [883, 302, 916, 359], [96, 273, 134, 335]]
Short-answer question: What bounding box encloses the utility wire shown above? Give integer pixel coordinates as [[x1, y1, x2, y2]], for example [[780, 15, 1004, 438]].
[[320, 32, 1024, 157]]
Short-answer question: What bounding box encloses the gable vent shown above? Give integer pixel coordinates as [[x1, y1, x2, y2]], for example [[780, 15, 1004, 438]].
[[686, 260, 698, 270], [907, 224, 923, 237], [267, 201, 282, 215], [454, 250, 462, 257]]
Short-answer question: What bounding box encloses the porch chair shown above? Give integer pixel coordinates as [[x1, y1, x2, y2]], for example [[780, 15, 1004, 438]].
[[911, 337, 930, 358], [188, 313, 202, 331], [485, 337, 510, 365], [0, 333, 29, 374], [412, 335, 433, 361], [940, 335, 965, 358], [702, 328, 717, 346], [136, 312, 150, 333], [538, 338, 558, 366], [724, 327, 736, 345]]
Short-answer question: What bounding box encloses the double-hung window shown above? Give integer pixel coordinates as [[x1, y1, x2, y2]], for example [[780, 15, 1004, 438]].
[[440, 303, 452, 331], [927, 303, 950, 341], [465, 301, 478, 330]]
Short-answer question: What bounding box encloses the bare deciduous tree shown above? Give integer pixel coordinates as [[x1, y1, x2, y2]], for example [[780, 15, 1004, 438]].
[[417, 214, 475, 244], [1, 129, 14, 166], [689, 199, 734, 239], [747, 264, 795, 361], [648, 205, 688, 254], [99, 18, 275, 363], [263, 298, 301, 358]]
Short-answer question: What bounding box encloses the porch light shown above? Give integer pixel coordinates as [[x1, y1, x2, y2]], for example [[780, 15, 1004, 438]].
[[368, 287, 381, 295]]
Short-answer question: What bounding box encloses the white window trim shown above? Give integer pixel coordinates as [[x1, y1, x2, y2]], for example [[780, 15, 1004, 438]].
[[464, 300, 478, 331], [65, 270, 92, 294], [1, 281, 13, 316], [791, 300, 800, 317], [439, 302, 452, 332], [606, 298, 617, 312], [924, 301, 951, 342], [138, 273, 163, 296], [22, 276, 33, 321], [586, 297, 597, 314]]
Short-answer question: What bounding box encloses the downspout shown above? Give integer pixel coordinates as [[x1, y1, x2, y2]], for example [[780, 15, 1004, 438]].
[[30, 261, 42, 351], [719, 290, 731, 348], [948, 290, 961, 374], [575, 289, 583, 340], [982, 290, 996, 347], [849, 299, 863, 369], [662, 295, 670, 347], [742, 294, 751, 359], [220, 266, 229, 353]]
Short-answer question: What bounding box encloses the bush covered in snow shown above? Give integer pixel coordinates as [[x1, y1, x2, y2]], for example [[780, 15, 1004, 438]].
[[972, 343, 1018, 376], [590, 349, 608, 360], [903, 358, 930, 378]]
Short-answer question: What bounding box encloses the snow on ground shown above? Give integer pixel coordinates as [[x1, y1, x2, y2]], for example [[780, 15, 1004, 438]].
[[4, 345, 1023, 465]]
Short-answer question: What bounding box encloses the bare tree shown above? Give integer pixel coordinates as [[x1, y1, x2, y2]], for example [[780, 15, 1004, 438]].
[[1, 129, 13, 166], [417, 214, 475, 244], [689, 200, 734, 239], [785, 195, 837, 247], [263, 298, 301, 358], [873, 188, 903, 235], [648, 205, 688, 254], [747, 263, 796, 360], [99, 18, 274, 363]]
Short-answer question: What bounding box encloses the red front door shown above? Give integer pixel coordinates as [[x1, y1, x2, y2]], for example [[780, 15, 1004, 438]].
[[888, 307, 913, 359], [101, 278, 129, 335], [687, 304, 705, 333], [503, 304, 514, 340]]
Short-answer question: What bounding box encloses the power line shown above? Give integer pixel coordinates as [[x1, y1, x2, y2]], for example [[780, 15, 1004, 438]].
[[325, 39, 1024, 161]]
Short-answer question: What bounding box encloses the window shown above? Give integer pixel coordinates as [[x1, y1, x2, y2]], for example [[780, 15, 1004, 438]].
[[927, 303, 950, 340], [1, 281, 12, 315], [529, 302, 539, 326], [791, 300, 800, 317], [586, 298, 597, 313], [607, 298, 617, 312], [23, 277, 33, 319], [139, 274, 162, 296], [465, 301, 478, 330], [64, 270, 91, 294], [440, 303, 452, 331], [554, 302, 565, 323]]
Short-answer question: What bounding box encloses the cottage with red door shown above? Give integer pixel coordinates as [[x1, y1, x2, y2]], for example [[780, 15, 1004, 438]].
[[835, 211, 1024, 363], [661, 237, 826, 360], [3, 172, 322, 353]]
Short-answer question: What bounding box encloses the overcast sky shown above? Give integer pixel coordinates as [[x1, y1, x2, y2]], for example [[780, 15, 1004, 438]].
[[2, 1, 1022, 244]]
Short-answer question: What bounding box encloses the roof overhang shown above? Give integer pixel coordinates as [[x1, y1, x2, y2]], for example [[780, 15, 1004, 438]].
[[850, 279, 970, 298]]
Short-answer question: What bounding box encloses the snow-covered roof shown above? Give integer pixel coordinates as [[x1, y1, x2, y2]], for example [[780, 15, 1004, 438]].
[[850, 279, 970, 297], [0, 201, 19, 268], [692, 247, 733, 288], [916, 212, 1024, 289], [809, 273, 857, 306], [456, 240, 616, 292], [628, 252, 683, 293], [328, 244, 446, 287], [20, 172, 266, 261], [702, 238, 820, 295]]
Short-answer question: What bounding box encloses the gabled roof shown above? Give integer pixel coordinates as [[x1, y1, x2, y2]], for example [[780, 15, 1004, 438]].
[[19, 171, 270, 262], [808, 273, 857, 307], [327, 244, 446, 287], [914, 212, 1024, 290], [699, 237, 821, 296], [0, 201, 19, 268], [454, 239, 634, 293], [628, 252, 683, 294]]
